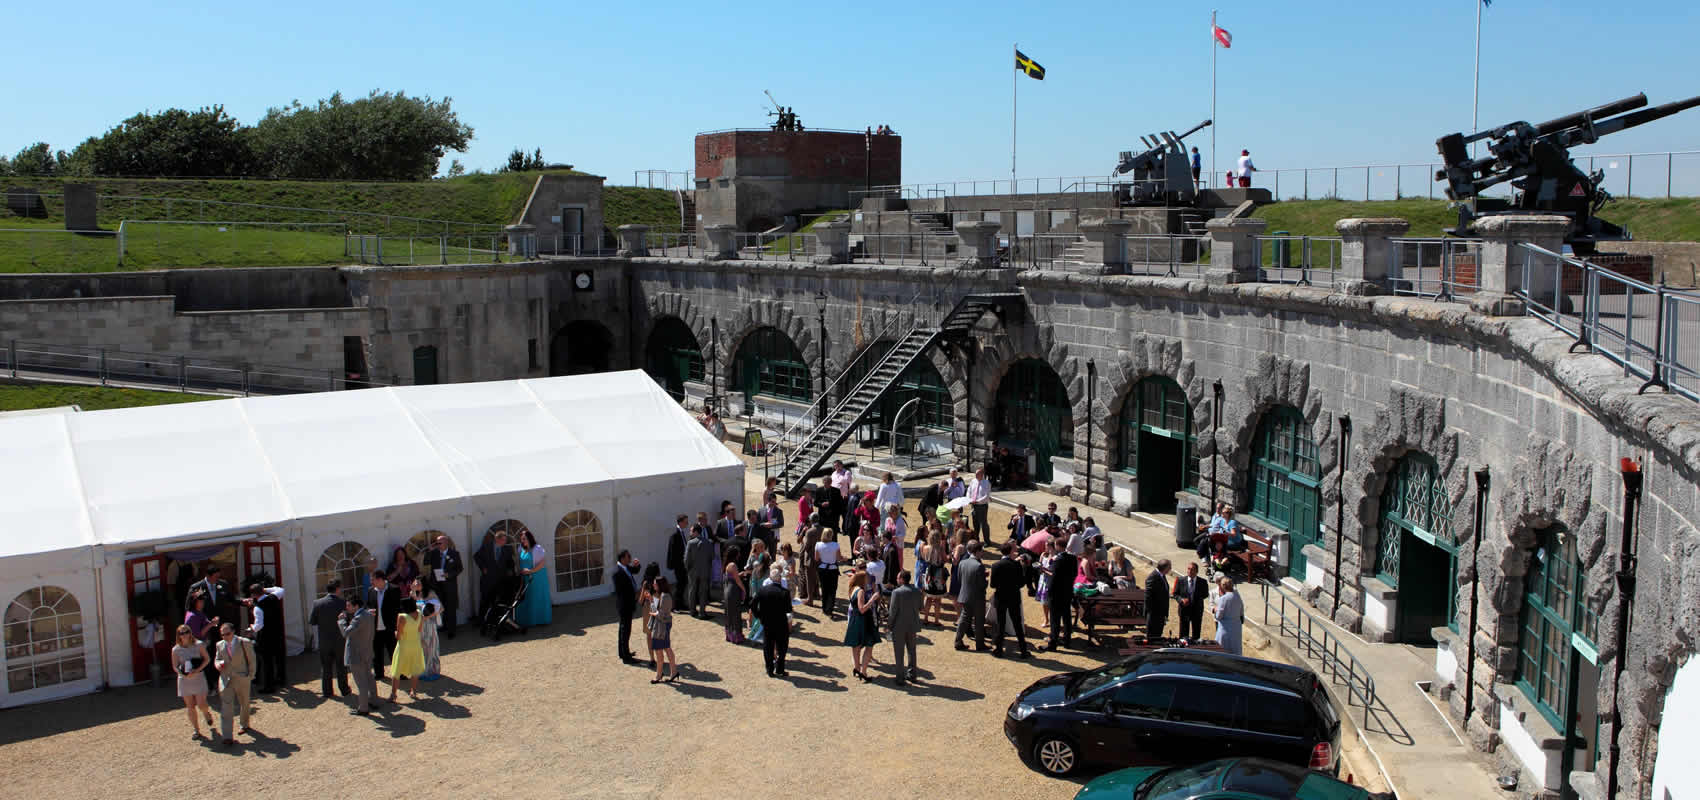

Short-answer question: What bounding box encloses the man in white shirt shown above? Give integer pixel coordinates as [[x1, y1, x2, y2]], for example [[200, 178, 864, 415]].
[[968, 465, 993, 541], [874, 472, 904, 515], [1236, 149, 1256, 188], [944, 468, 967, 501], [830, 460, 853, 496]]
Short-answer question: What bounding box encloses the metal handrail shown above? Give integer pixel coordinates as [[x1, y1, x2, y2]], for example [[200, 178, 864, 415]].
[[4, 338, 387, 394], [1260, 582, 1377, 728]]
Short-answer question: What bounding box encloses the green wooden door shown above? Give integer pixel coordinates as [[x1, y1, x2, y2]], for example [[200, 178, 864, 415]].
[[413, 345, 438, 385]]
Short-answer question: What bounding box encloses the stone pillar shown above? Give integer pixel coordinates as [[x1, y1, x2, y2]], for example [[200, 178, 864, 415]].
[[504, 223, 536, 259], [1205, 217, 1266, 284], [1470, 214, 1571, 316], [63, 183, 97, 231], [954, 220, 1002, 268], [702, 223, 737, 260], [811, 220, 852, 264], [1074, 218, 1134, 275], [616, 224, 649, 258], [1335, 218, 1410, 295]]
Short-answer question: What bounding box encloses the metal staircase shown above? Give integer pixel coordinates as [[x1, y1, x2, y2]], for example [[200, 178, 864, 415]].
[[771, 292, 1024, 496]]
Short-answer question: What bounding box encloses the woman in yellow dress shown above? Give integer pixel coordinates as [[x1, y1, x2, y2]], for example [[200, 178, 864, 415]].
[[388, 598, 426, 702]]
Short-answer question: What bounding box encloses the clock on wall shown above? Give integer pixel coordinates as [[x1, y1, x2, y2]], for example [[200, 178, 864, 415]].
[[571, 270, 594, 292]]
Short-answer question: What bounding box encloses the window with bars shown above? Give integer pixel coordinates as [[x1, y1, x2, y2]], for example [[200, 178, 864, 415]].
[[4, 586, 86, 693], [736, 327, 812, 401], [1516, 527, 1597, 728], [1116, 377, 1198, 489], [1249, 406, 1321, 538], [995, 359, 1074, 457], [1374, 451, 1457, 628], [315, 541, 375, 601]]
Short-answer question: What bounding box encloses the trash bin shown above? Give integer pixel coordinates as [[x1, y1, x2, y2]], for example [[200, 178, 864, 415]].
[[1271, 230, 1291, 269], [1174, 504, 1197, 547]]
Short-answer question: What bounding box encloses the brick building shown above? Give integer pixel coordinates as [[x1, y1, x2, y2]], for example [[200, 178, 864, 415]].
[[693, 129, 900, 233]]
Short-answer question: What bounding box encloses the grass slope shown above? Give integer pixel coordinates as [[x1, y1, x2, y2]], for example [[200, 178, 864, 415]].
[[0, 383, 213, 412], [1256, 197, 1700, 242]]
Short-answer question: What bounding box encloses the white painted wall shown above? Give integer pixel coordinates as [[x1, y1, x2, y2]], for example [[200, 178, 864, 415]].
[[1304, 553, 1325, 589], [1434, 637, 1458, 689], [1110, 473, 1134, 509], [1501, 703, 1561, 790], [1654, 656, 1700, 800], [1050, 456, 1075, 493], [1363, 587, 1391, 633]]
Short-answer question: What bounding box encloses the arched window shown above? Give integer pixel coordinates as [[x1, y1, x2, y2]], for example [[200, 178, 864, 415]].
[[1375, 452, 1458, 641], [5, 586, 87, 693], [316, 541, 374, 597], [644, 318, 704, 400], [1116, 376, 1197, 509], [734, 327, 811, 401], [994, 359, 1073, 483], [1516, 526, 1601, 729], [405, 531, 440, 566], [554, 511, 606, 593], [1249, 406, 1321, 569]]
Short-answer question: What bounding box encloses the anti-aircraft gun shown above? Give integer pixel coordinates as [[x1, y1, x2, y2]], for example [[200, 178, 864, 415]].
[[1435, 92, 1700, 253], [1112, 119, 1212, 206]]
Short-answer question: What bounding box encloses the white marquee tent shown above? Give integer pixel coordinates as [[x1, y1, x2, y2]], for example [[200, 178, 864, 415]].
[[0, 371, 744, 707]]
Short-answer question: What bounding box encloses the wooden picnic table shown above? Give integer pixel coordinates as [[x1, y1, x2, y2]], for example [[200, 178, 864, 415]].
[[1075, 587, 1147, 647]]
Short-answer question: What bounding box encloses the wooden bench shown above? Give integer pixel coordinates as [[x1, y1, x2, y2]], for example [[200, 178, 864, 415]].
[[1230, 529, 1275, 582], [1076, 587, 1147, 647]]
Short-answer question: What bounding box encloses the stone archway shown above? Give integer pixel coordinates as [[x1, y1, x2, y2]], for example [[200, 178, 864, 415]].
[[550, 319, 615, 375], [970, 321, 1082, 481], [1089, 332, 1212, 511], [720, 298, 823, 398]]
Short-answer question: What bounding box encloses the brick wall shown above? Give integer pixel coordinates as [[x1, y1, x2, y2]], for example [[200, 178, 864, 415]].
[[695, 130, 900, 184]]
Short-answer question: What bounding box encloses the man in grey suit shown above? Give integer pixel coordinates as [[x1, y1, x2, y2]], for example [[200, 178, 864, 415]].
[[307, 580, 350, 699], [212, 623, 256, 746], [887, 570, 923, 685], [953, 545, 989, 651], [684, 525, 715, 619], [338, 595, 377, 715]]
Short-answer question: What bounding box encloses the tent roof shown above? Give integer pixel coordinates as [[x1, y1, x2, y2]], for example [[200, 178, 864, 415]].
[[0, 371, 742, 561]]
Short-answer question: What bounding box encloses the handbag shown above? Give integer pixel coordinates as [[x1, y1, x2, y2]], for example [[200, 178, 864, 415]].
[[748, 617, 765, 643]]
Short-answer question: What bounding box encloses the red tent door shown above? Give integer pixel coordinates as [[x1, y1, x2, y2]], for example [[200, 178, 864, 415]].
[[244, 541, 283, 635], [126, 555, 169, 684]]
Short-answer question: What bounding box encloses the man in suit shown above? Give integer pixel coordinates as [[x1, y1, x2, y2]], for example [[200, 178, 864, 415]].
[[190, 565, 236, 624], [758, 495, 785, 536], [666, 514, 690, 605], [684, 525, 715, 619], [212, 622, 256, 745], [1173, 561, 1209, 640], [715, 503, 740, 543], [308, 580, 350, 698], [612, 549, 641, 664], [753, 565, 793, 677], [245, 580, 287, 693], [989, 541, 1031, 658], [337, 595, 377, 715], [745, 509, 775, 555], [473, 531, 516, 626], [1042, 541, 1079, 652], [1005, 503, 1037, 544], [366, 571, 400, 680], [887, 570, 923, 685], [423, 534, 464, 638], [954, 546, 988, 651], [1144, 558, 1173, 640], [798, 516, 822, 605]]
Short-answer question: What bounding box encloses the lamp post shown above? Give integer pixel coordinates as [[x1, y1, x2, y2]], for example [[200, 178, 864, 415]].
[[1210, 380, 1224, 507], [1607, 457, 1643, 800], [1465, 466, 1490, 724], [710, 317, 719, 413], [1085, 359, 1096, 506], [815, 291, 828, 424]]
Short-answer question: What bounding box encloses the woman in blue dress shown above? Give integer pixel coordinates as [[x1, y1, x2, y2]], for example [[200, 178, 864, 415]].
[[841, 571, 881, 682], [515, 529, 553, 627]]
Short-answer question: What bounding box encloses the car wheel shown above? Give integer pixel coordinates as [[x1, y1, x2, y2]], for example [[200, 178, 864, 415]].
[[1032, 735, 1078, 776]]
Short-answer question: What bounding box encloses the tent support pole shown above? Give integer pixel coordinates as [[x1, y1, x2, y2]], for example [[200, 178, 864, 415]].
[[93, 562, 111, 690]]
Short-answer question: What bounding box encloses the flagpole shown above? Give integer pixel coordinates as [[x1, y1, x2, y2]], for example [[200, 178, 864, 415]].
[[1012, 42, 1018, 194], [1210, 10, 1218, 190], [1471, 0, 1482, 147]]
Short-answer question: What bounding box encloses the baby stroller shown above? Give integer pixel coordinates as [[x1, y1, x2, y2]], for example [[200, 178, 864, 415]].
[[481, 574, 527, 640]]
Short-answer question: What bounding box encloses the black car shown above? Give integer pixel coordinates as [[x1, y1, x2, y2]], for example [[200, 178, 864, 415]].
[[1004, 649, 1341, 777]]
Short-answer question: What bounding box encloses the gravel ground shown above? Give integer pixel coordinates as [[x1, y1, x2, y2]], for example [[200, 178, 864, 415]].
[[0, 480, 1375, 798]]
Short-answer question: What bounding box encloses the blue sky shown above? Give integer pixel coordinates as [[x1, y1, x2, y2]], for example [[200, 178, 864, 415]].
[[4, 0, 1697, 190]]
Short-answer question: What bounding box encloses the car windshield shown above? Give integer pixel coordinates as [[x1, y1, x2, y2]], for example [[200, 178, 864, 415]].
[[1139, 760, 1230, 800], [1068, 660, 1138, 698]]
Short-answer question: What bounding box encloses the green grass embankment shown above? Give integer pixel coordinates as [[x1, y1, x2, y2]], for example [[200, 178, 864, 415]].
[[1255, 197, 1700, 242], [0, 383, 214, 412]]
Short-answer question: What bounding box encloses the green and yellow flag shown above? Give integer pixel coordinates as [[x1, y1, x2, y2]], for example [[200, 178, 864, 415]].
[[1015, 49, 1045, 80]]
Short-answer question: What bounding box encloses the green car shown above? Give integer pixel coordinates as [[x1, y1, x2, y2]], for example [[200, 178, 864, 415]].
[[1074, 757, 1395, 800]]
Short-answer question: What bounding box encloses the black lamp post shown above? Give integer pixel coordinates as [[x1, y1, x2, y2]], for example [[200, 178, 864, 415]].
[[1085, 359, 1096, 506], [1465, 466, 1490, 724], [815, 290, 828, 423], [709, 317, 719, 413], [1607, 457, 1643, 800], [1210, 380, 1224, 507]]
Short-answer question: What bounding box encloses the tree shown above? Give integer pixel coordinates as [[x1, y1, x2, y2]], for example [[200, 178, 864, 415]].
[[247, 90, 473, 181], [446, 159, 466, 178], [70, 106, 252, 177], [501, 147, 547, 172], [11, 142, 57, 176]]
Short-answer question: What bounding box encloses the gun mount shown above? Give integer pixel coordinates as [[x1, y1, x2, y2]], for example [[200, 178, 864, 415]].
[[1435, 91, 1700, 253], [1113, 119, 1212, 206]]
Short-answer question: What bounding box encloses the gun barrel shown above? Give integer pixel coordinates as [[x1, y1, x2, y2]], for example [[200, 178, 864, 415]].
[[1592, 94, 1700, 138], [1534, 93, 1648, 135], [1175, 119, 1213, 141]]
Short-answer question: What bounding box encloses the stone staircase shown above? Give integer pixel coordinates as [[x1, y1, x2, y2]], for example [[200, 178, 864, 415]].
[[1179, 208, 1211, 236], [677, 189, 697, 236], [772, 292, 1025, 496]]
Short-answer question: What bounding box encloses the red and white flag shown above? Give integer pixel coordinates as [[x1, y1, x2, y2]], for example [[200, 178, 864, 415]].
[[1213, 22, 1232, 48]]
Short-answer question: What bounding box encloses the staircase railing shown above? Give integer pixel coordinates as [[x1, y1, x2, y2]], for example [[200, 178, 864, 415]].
[[765, 285, 946, 483]]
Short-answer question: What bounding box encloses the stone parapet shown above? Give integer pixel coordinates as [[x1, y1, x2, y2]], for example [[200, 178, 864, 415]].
[[811, 220, 851, 264], [1074, 218, 1134, 275], [1335, 217, 1411, 296], [1470, 214, 1570, 315], [504, 223, 536, 259], [1205, 217, 1267, 284], [702, 224, 737, 260]]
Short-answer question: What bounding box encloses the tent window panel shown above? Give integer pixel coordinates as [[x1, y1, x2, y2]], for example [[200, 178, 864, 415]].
[[4, 586, 86, 692], [554, 511, 606, 594], [315, 542, 374, 602]]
